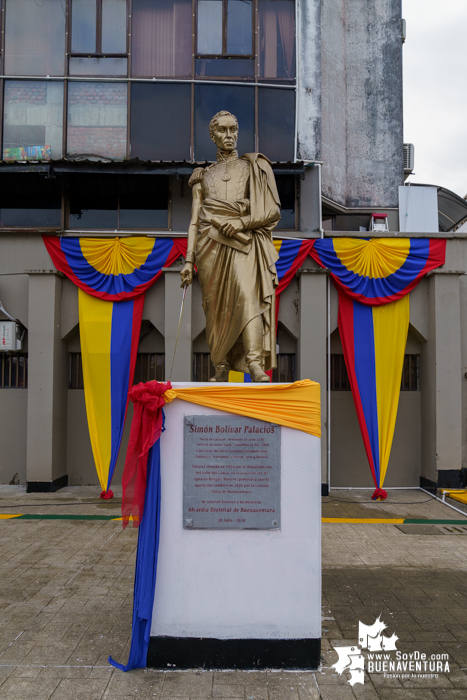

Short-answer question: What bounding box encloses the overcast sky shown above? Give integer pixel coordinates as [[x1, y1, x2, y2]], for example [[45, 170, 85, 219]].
[[403, 0, 467, 198]]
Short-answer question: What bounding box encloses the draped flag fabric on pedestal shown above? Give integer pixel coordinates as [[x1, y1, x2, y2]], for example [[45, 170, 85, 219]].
[[109, 379, 321, 672], [310, 238, 446, 499], [43, 236, 187, 496]]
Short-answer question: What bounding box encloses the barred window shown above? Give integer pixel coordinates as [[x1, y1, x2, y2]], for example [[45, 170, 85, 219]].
[[331, 354, 420, 392], [272, 353, 295, 383], [133, 353, 165, 384], [193, 353, 215, 382], [0, 354, 28, 388], [69, 352, 165, 389]]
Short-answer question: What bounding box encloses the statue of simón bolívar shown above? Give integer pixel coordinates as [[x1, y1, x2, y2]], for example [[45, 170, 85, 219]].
[[180, 110, 281, 383]]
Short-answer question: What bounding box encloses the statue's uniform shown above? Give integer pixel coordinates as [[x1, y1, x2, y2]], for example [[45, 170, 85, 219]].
[[189, 150, 280, 374]]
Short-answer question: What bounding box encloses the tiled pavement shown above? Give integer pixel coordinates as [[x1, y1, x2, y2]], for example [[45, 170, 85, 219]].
[[1, 485, 467, 698]]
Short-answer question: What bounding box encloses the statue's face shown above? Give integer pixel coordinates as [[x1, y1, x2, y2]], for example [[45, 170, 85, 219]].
[[211, 115, 238, 151]]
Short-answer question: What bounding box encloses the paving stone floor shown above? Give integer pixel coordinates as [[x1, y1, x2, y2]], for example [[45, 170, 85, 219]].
[[0, 485, 466, 698]]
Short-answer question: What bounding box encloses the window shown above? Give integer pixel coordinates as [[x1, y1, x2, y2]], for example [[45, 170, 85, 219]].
[[133, 354, 165, 383], [331, 354, 420, 392], [276, 175, 296, 229], [131, 0, 192, 78], [70, 352, 164, 388], [4, 0, 66, 76], [67, 82, 127, 160], [0, 354, 28, 388], [401, 354, 419, 391], [258, 87, 295, 162], [130, 84, 191, 161], [68, 174, 169, 229], [0, 174, 62, 228], [197, 0, 253, 55], [258, 0, 295, 79], [70, 0, 128, 76], [196, 0, 254, 77], [272, 354, 295, 382], [4, 81, 64, 161], [330, 355, 351, 391], [69, 353, 84, 389], [194, 84, 255, 161], [193, 353, 215, 382]]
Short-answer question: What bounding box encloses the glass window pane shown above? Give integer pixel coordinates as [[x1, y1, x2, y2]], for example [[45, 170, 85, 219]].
[[130, 83, 191, 161], [259, 0, 295, 79], [132, 0, 192, 78], [198, 0, 223, 55], [69, 57, 128, 76], [0, 174, 61, 228], [3, 81, 64, 160], [69, 174, 118, 229], [195, 58, 254, 77], [5, 0, 66, 76], [71, 0, 97, 53], [227, 0, 252, 55], [194, 84, 254, 161], [258, 87, 295, 162], [119, 176, 169, 228], [67, 82, 127, 160], [102, 0, 127, 53], [275, 175, 295, 229]]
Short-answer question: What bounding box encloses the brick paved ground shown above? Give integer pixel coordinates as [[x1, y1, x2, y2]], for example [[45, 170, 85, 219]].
[[0, 485, 466, 699]]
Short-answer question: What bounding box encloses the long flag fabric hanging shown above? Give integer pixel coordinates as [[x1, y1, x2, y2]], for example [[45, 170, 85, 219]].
[[310, 238, 446, 499], [43, 236, 187, 495]]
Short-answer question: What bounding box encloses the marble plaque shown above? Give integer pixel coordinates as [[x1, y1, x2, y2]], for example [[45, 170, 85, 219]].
[[183, 414, 281, 529]]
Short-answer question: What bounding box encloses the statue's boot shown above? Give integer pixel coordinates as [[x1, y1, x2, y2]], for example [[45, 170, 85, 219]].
[[243, 316, 269, 383], [248, 361, 270, 383], [209, 361, 230, 382]]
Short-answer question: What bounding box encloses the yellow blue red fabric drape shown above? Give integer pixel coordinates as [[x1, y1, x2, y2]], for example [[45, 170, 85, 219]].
[[310, 238, 446, 498], [44, 236, 187, 496]]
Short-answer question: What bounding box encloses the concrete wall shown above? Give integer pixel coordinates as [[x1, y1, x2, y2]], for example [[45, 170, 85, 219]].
[[321, 0, 404, 207], [0, 391, 28, 483]]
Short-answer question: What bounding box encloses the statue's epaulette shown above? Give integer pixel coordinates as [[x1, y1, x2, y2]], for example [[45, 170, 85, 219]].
[[188, 167, 205, 188]]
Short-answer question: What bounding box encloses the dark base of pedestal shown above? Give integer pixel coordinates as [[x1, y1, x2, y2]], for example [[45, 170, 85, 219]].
[[147, 636, 321, 670]]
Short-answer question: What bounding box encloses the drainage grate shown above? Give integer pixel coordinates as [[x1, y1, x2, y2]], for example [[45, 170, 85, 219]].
[[436, 524, 467, 535]]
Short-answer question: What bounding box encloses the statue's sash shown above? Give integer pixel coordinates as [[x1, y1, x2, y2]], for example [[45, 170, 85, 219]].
[[199, 198, 252, 254]]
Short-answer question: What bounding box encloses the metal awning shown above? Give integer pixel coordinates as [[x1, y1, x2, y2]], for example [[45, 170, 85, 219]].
[[0, 159, 306, 177]]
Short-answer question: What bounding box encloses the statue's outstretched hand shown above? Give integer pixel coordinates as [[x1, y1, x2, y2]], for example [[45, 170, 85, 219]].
[[180, 262, 193, 287], [219, 218, 243, 238]]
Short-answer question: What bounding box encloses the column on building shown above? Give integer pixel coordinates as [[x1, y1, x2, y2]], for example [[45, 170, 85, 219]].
[[421, 271, 463, 488], [298, 267, 328, 493], [26, 272, 68, 491]]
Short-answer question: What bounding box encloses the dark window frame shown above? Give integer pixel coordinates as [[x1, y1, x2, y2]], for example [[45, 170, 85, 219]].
[[195, 0, 255, 59], [0, 353, 28, 389], [68, 0, 130, 58], [330, 354, 420, 392], [65, 173, 171, 231]]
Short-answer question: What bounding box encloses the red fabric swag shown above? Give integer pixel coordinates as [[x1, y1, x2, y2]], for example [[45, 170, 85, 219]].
[[121, 381, 172, 528]]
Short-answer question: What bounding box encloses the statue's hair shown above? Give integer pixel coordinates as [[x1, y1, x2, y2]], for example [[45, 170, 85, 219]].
[[209, 110, 238, 140]]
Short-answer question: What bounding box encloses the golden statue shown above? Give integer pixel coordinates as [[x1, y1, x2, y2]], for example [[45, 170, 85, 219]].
[[180, 111, 280, 382]]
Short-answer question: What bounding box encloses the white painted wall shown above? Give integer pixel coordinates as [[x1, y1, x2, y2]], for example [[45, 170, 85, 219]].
[[151, 383, 322, 640]]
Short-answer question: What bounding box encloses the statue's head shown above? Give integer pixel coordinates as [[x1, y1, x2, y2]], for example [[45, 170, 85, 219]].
[[209, 111, 238, 152]]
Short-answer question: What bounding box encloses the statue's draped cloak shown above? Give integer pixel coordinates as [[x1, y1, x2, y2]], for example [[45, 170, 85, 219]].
[[192, 153, 280, 372]]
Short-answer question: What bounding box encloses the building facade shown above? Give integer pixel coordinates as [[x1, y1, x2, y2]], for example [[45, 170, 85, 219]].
[[0, 0, 466, 494]]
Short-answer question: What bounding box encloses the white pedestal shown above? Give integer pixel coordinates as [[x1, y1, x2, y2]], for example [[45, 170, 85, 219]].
[[148, 383, 321, 669]]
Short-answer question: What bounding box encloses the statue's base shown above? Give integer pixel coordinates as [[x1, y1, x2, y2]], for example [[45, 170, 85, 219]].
[[148, 636, 321, 670], [148, 383, 321, 670]]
